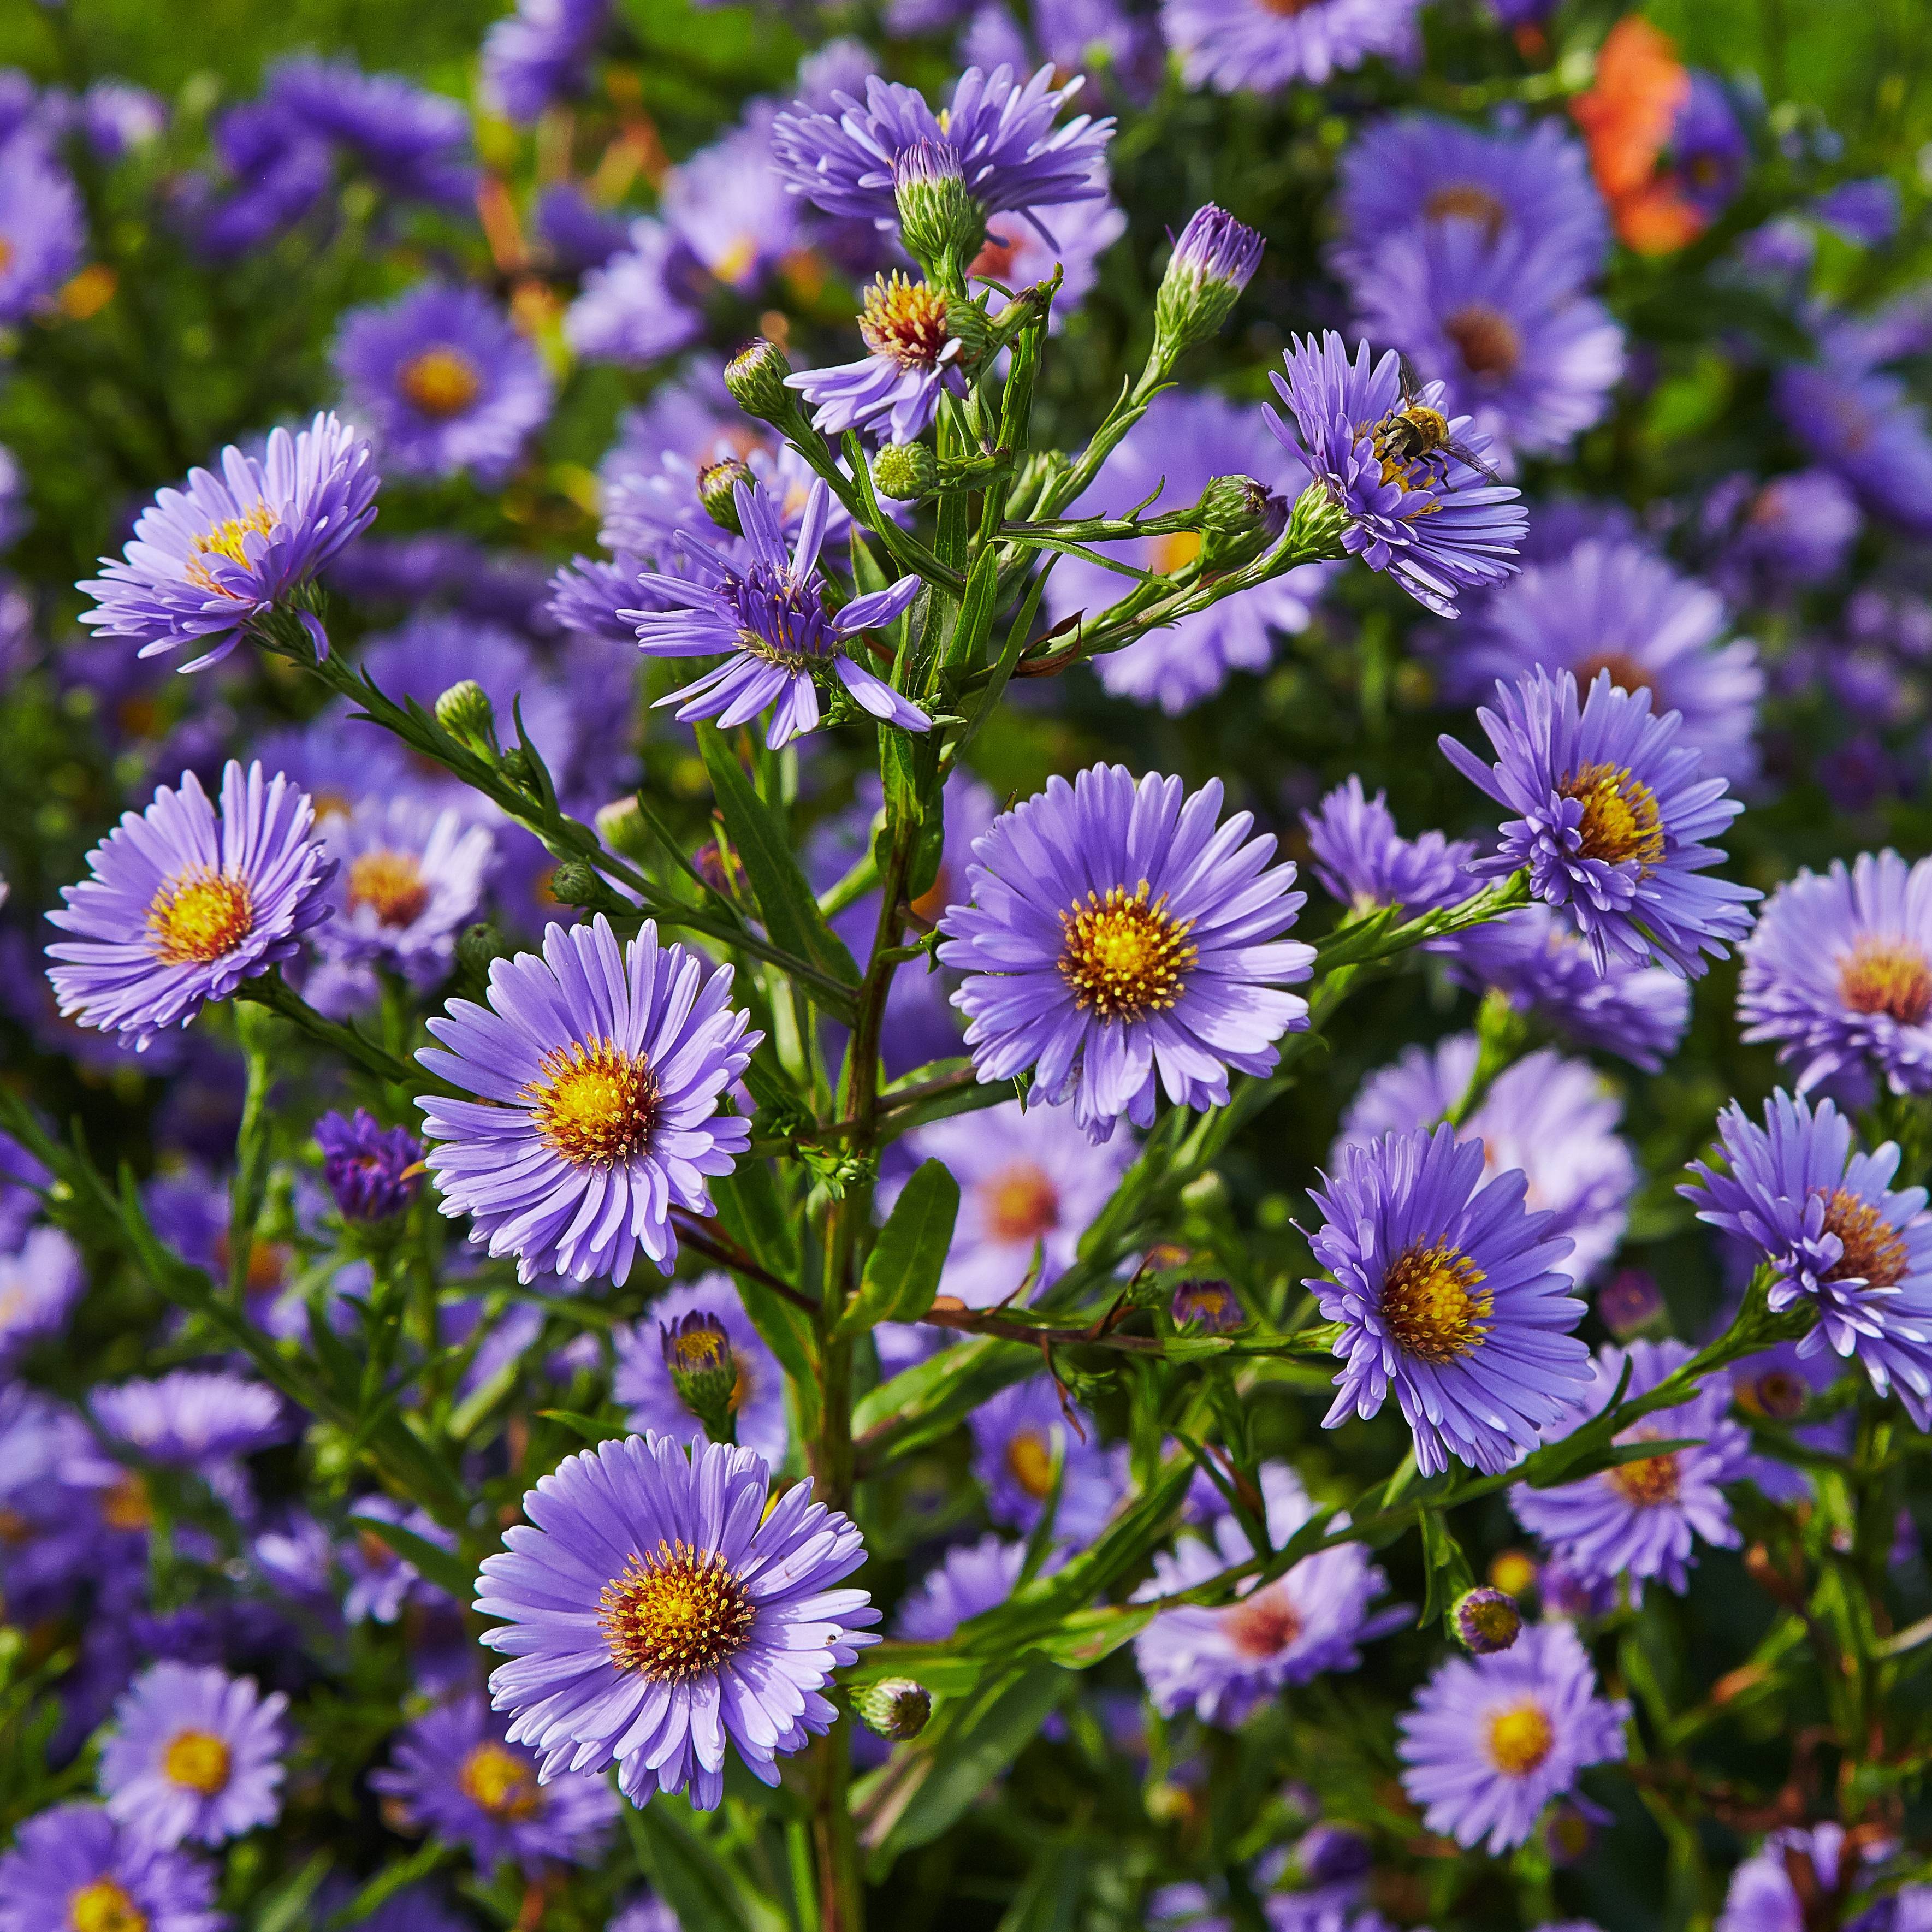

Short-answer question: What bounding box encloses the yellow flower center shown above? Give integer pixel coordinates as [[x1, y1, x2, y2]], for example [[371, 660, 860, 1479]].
[[458, 1741, 543, 1820], [1423, 182, 1508, 243], [0, 237, 13, 276], [1486, 1701, 1554, 1776], [1379, 1241, 1492, 1363], [1224, 1581, 1302, 1659], [1572, 650, 1658, 700], [1149, 529, 1204, 577], [397, 346, 483, 418], [146, 868, 254, 966], [712, 234, 758, 288], [347, 849, 431, 929], [99, 1471, 152, 1533], [162, 1727, 232, 1796], [1442, 303, 1523, 380], [1604, 1442, 1681, 1507], [1005, 1427, 1057, 1498], [1489, 1550, 1537, 1598], [524, 1039, 660, 1169], [1057, 884, 1198, 1023], [185, 501, 277, 594], [1838, 937, 1932, 1026], [1816, 1187, 1910, 1290], [668, 1325, 728, 1376], [67, 1880, 147, 1932], [600, 1540, 757, 1681], [982, 1163, 1060, 1243], [858, 272, 951, 370], [1558, 762, 1666, 871]]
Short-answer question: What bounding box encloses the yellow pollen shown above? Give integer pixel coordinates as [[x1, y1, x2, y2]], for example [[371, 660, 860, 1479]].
[[397, 345, 483, 418], [1057, 883, 1198, 1023], [1572, 650, 1658, 700], [1558, 762, 1666, 871], [100, 1471, 152, 1533], [1224, 1581, 1302, 1658], [146, 868, 254, 965], [347, 849, 431, 929], [185, 501, 277, 595], [0, 238, 13, 276], [1257, 0, 1321, 15], [67, 1880, 147, 1932], [982, 1163, 1060, 1243], [712, 235, 758, 288], [1442, 303, 1523, 380], [600, 1540, 757, 1680], [669, 1327, 728, 1376], [524, 1038, 660, 1169], [1423, 182, 1508, 242], [458, 1741, 543, 1820], [1604, 1443, 1681, 1507], [858, 272, 951, 371], [162, 1727, 232, 1796], [1005, 1427, 1056, 1498], [1838, 937, 1932, 1026], [1379, 1241, 1492, 1363], [1816, 1187, 1910, 1290], [1489, 1549, 1537, 1598], [1486, 1702, 1554, 1776], [1150, 529, 1204, 577]]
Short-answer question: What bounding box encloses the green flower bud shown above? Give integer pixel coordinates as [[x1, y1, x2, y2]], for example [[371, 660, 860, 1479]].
[[595, 796, 652, 864], [661, 1312, 738, 1444], [547, 858, 602, 906], [1452, 1586, 1524, 1655], [873, 442, 939, 502], [697, 457, 752, 534], [1285, 479, 1353, 562], [455, 921, 512, 985], [724, 339, 794, 423], [892, 139, 986, 275], [852, 1678, 933, 1741], [434, 679, 496, 749], [1152, 205, 1264, 365], [1196, 475, 1289, 573]]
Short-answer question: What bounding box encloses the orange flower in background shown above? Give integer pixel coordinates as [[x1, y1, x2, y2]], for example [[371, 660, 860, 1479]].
[[1572, 15, 1705, 253]]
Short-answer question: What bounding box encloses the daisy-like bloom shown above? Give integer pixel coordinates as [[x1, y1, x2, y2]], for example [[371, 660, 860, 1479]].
[[98, 1662, 289, 1850], [1437, 904, 1691, 1073], [1307, 1124, 1592, 1478], [609, 1898, 683, 1932], [1738, 852, 1932, 1098], [1509, 1340, 1754, 1601], [1441, 538, 1763, 786], [316, 1109, 423, 1224], [341, 1495, 454, 1624], [968, 1376, 1126, 1545], [1161, 0, 1419, 93], [1267, 333, 1526, 619], [1302, 776, 1475, 918], [1682, 1091, 1932, 1427], [660, 122, 802, 295], [266, 57, 475, 208], [1046, 389, 1336, 715], [1133, 1463, 1390, 1728], [0, 1801, 222, 1932], [788, 273, 971, 446], [0, 1226, 82, 1373], [1348, 223, 1625, 466], [612, 1273, 788, 1465], [371, 1692, 618, 1877], [627, 479, 929, 750], [314, 793, 493, 987], [1331, 114, 1608, 287], [1777, 322, 1932, 540], [894, 1534, 1034, 1640], [771, 63, 1113, 240], [1341, 1035, 1637, 1284], [483, 0, 612, 121], [1715, 1823, 1892, 1932], [334, 284, 553, 486], [1702, 469, 1861, 606], [0, 133, 85, 324], [417, 915, 758, 1286], [939, 765, 1314, 1143], [1397, 1619, 1627, 1854], [1442, 667, 1758, 978], [564, 220, 706, 369], [890, 1099, 1136, 1308], [476, 1431, 878, 1811], [76, 414, 377, 671], [45, 761, 334, 1050], [91, 1370, 292, 1474]]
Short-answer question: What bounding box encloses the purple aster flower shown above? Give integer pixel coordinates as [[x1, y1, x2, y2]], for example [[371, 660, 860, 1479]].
[[1302, 776, 1475, 917], [98, 1662, 288, 1850], [613, 1273, 789, 1464], [0, 132, 83, 324], [533, 183, 631, 274], [328, 531, 554, 628], [342, 1495, 454, 1624], [1332, 114, 1608, 287], [1436, 903, 1691, 1072], [662, 122, 802, 293], [187, 100, 332, 258], [1307, 1123, 1592, 1478], [968, 1374, 1125, 1545], [1738, 852, 1932, 1099], [76, 414, 377, 671], [91, 1371, 292, 1474], [939, 764, 1314, 1142], [314, 793, 493, 987], [1668, 74, 1747, 222], [484, 0, 612, 121], [1267, 332, 1526, 618], [1348, 223, 1623, 466], [1703, 469, 1861, 605], [0, 1801, 222, 1932], [371, 1692, 618, 1876], [564, 219, 706, 367], [1045, 389, 1336, 714], [1717, 1823, 1876, 1932], [316, 1109, 423, 1223], [477, 1431, 878, 1810], [1816, 178, 1902, 247], [46, 761, 335, 1049], [326, 1882, 472, 1932], [968, 185, 1126, 325], [0, 1388, 109, 1624], [1341, 1035, 1637, 1284], [1396, 1619, 1627, 1854], [895, 1534, 1033, 1639], [959, 0, 1165, 105], [1133, 1463, 1389, 1727], [789, 272, 971, 445], [1682, 1091, 1932, 1427], [1439, 538, 1763, 786], [1509, 1340, 1753, 1599], [549, 553, 652, 645], [334, 284, 552, 486], [1441, 667, 1758, 978], [891, 1098, 1136, 1308], [74, 82, 167, 162], [268, 58, 475, 208], [1778, 332, 1932, 540], [1160, 0, 1419, 95], [0, 1226, 82, 1371], [772, 63, 1112, 239], [628, 479, 929, 748], [417, 915, 758, 1285]]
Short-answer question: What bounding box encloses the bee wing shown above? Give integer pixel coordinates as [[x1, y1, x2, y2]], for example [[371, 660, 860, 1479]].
[[1396, 349, 1425, 405], [1444, 439, 1507, 488]]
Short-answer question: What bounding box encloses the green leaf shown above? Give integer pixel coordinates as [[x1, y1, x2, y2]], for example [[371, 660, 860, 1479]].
[[936, 541, 1000, 688], [852, 1334, 1038, 1465], [622, 1793, 789, 1932], [320, 1844, 447, 1930], [249, 1848, 333, 1932], [836, 1159, 959, 1337], [346, 1512, 471, 1608], [536, 1408, 627, 1447]]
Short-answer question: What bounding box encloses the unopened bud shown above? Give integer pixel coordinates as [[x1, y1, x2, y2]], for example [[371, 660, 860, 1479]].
[[697, 457, 752, 534], [1285, 478, 1352, 561], [873, 442, 938, 502], [435, 679, 495, 748], [852, 1677, 932, 1741], [455, 921, 512, 985], [497, 746, 538, 791], [1170, 1278, 1244, 1334], [724, 338, 794, 423], [662, 1312, 738, 1443], [893, 139, 986, 273], [1452, 1586, 1523, 1655], [595, 796, 652, 864], [1153, 204, 1263, 361], [1198, 475, 1288, 572], [547, 858, 602, 906]]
